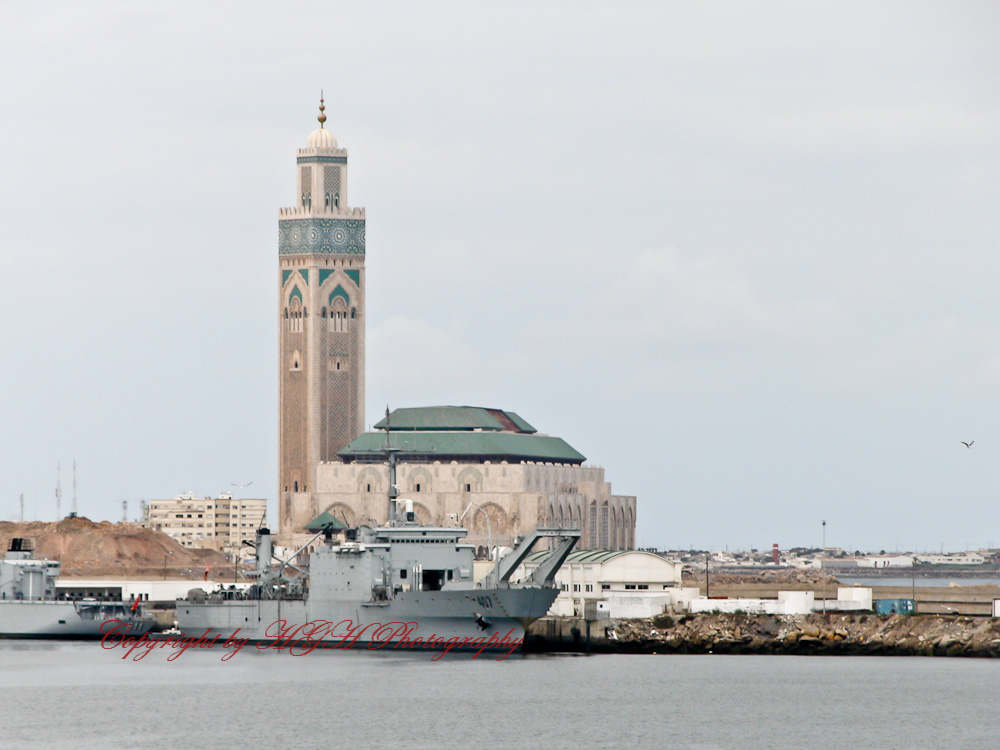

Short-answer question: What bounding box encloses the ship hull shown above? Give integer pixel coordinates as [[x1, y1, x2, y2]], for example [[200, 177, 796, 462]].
[[176, 586, 557, 654], [0, 601, 155, 639]]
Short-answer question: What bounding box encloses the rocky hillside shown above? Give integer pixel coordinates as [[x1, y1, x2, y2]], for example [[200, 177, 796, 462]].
[[0, 516, 231, 579]]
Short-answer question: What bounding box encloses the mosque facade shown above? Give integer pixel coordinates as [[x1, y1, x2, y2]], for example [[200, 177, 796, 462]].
[[278, 103, 635, 552]]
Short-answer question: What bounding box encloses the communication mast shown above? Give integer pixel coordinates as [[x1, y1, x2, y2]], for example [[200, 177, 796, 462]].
[[55, 463, 62, 519]]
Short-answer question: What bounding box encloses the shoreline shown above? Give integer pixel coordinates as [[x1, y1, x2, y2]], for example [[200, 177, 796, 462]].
[[525, 612, 1000, 658]]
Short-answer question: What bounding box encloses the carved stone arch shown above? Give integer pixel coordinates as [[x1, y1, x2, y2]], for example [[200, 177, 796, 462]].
[[472, 502, 508, 536], [328, 285, 350, 307], [323, 503, 356, 528], [356, 466, 384, 494], [411, 502, 433, 525], [408, 467, 433, 493], [456, 466, 483, 493], [290, 349, 302, 371], [588, 501, 598, 548], [600, 503, 610, 549], [627, 507, 634, 549]]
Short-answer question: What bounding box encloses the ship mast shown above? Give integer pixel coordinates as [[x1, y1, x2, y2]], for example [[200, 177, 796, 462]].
[[383, 407, 399, 526]]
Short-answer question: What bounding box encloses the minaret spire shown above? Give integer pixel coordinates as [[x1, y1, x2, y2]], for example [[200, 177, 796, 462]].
[[317, 91, 327, 128]]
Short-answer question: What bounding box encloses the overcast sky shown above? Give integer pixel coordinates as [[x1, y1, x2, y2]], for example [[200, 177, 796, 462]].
[[1, 2, 998, 552]]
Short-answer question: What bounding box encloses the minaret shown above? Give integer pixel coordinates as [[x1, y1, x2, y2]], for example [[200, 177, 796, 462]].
[[278, 95, 366, 533]]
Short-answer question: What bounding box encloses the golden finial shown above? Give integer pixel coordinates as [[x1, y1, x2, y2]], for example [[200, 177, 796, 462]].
[[318, 90, 327, 127]]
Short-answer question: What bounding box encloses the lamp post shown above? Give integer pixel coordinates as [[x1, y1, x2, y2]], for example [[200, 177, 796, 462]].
[[459, 501, 493, 562], [705, 553, 710, 598]]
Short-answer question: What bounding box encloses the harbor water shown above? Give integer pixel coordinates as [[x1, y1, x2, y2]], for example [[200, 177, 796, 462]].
[[838, 576, 1000, 588], [1, 641, 999, 749]]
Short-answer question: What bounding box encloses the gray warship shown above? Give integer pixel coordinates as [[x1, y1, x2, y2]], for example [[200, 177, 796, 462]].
[[0, 538, 155, 639], [176, 448, 580, 654]]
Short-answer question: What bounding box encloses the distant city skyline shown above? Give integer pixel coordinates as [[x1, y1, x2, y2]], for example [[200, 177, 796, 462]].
[[1, 3, 998, 551]]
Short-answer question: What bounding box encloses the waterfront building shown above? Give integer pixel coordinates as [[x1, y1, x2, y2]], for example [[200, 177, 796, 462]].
[[913, 552, 987, 566], [515, 549, 681, 617], [290, 405, 636, 553], [144, 492, 266, 559], [858, 555, 913, 568], [276, 102, 637, 552]]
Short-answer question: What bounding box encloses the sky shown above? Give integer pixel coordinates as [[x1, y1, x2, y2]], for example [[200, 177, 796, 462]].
[[1, 2, 998, 552]]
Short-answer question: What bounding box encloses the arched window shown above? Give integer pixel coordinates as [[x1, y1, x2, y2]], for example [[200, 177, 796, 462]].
[[289, 297, 303, 333], [334, 192, 340, 208], [328, 299, 348, 332]]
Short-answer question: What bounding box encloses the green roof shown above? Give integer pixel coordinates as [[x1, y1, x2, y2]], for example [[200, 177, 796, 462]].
[[339, 431, 585, 464], [304, 510, 349, 532], [374, 406, 536, 434]]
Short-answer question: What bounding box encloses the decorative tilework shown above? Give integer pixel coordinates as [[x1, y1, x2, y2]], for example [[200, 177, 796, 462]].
[[279, 218, 366, 256], [344, 269, 360, 287], [318, 269, 336, 287], [289, 285, 302, 303], [329, 285, 350, 306], [283, 269, 307, 287], [297, 156, 347, 164]]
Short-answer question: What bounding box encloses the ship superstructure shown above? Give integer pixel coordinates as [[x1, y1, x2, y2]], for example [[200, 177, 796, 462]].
[[0, 538, 155, 639]]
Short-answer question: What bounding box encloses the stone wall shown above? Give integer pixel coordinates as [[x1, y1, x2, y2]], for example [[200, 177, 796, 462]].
[[307, 460, 636, 552]]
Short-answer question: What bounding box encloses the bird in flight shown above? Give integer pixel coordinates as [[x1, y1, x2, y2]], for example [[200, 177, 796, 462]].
[[961, 441, 974, 448]]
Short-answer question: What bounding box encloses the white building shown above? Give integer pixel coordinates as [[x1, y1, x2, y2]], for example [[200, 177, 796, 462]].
[[144, 493, 266, 560], [858, 555, 913, 568], [514, 549, 682, 618], [914, 552, 987, 566]]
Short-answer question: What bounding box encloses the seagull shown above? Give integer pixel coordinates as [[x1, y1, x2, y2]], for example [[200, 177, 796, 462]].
[[961, 441, 974, 448]]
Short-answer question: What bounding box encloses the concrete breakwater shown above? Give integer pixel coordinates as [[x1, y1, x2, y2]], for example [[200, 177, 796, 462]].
[[525, 613, 1000, 657]]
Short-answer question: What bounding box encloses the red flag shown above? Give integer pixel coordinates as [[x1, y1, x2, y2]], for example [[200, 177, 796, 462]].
[[130, 596, 139, 612]]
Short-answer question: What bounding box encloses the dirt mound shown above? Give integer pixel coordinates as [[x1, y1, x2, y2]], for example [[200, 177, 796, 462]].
[[0, 517, 232, 579]]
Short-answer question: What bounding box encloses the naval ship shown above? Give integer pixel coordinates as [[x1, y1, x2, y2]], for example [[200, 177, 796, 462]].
[[0, 538, 155, 639], [176, 447, 580, 654]]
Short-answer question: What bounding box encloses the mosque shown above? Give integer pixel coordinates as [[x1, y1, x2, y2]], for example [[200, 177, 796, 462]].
[[278, 99, 635, 553]]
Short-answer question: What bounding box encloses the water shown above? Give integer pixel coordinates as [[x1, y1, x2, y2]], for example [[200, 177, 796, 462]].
[[1, 641, 998, 749], [839, 576, 1000, 588]]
